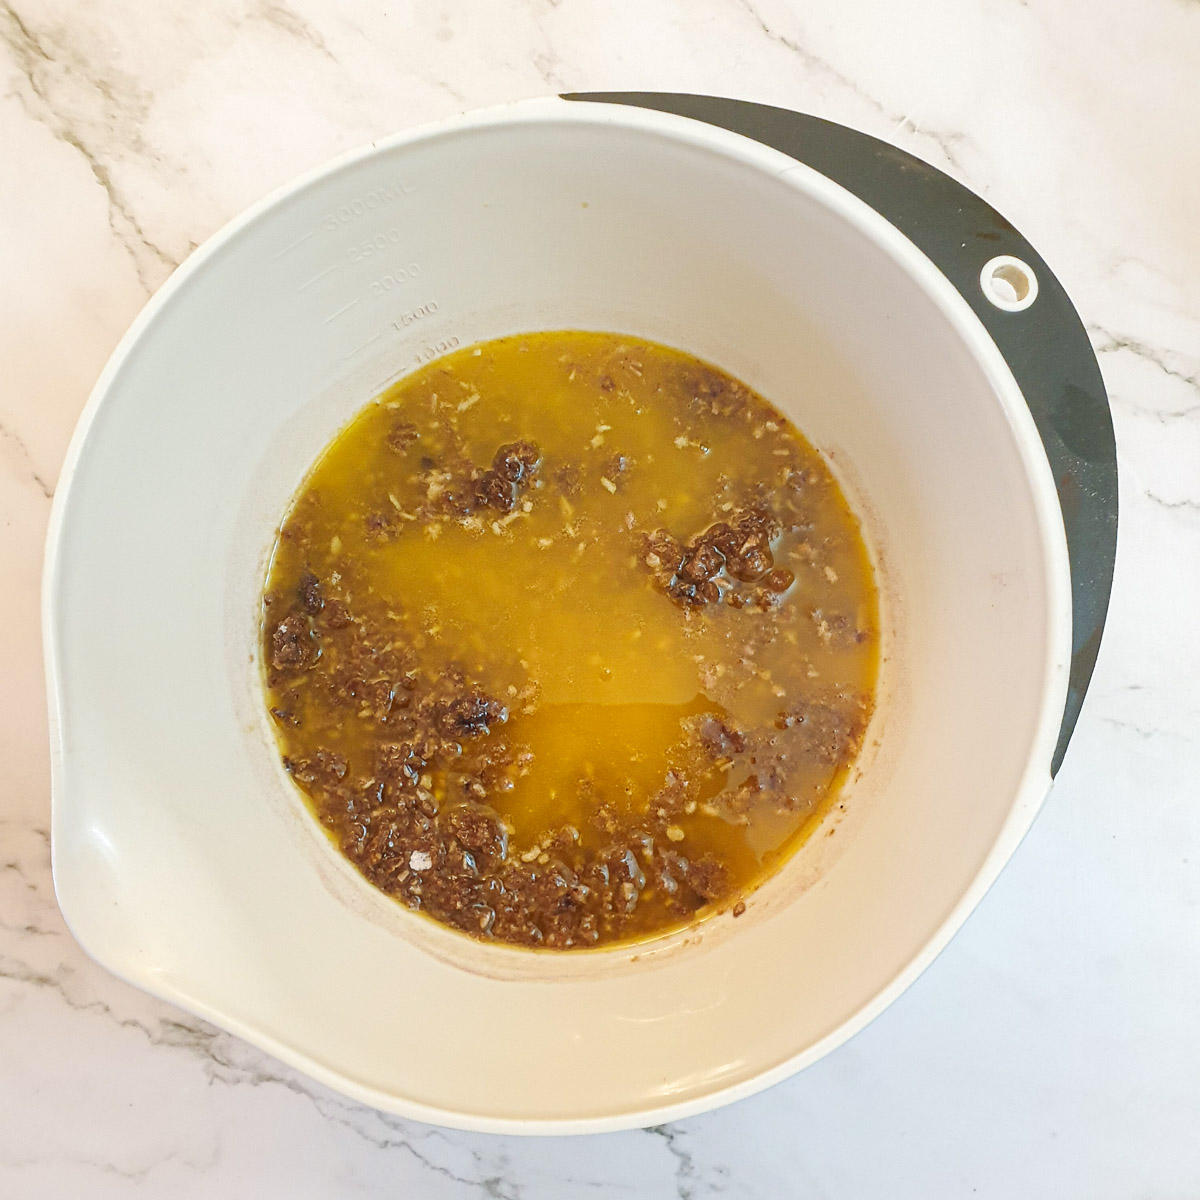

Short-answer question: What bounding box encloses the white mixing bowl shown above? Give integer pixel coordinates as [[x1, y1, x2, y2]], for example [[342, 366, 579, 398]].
[[44, 95, 1115, 1131]]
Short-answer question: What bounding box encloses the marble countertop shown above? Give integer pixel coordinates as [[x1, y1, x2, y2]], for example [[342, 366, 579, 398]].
[[3, 0, 1198, 1195]]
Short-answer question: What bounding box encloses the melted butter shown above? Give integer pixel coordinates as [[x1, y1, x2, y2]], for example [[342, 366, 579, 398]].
[[263, 331, 879, 947]]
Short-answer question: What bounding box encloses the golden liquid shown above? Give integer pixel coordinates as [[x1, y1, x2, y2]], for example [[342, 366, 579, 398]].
[[263, 332, 878, 948]]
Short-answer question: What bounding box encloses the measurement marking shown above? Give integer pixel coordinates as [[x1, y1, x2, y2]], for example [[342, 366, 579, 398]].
[[272, 227, 319, 260], [343, 330, 384, 360], [322, 298, 361, 325], [297, 264, 338, 291]]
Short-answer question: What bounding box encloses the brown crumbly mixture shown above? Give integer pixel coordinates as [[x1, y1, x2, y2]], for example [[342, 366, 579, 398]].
[[261, 333, 878, 950], [265, 554, 787, 947], [265, 543, 869, 947]]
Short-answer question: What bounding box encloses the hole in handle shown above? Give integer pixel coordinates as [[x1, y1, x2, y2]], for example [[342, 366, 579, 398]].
[[980, 255, 1038, 312]]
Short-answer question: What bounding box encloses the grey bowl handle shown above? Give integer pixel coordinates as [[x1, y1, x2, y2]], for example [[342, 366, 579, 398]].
[[563, 91, 1117, 775]]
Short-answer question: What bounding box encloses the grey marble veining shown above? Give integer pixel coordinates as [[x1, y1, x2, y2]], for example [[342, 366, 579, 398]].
[[2, 0, 1199, 1195]]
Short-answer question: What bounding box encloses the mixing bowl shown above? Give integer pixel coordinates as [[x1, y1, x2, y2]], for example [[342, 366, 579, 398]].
[[43, 94, 1116, 1131]]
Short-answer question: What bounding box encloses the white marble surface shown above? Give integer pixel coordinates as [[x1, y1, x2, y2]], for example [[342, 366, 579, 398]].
[[2, 0, 1199, 1194]]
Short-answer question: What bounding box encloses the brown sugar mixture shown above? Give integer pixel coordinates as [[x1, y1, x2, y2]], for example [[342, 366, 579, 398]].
[[261, 332, 879, 949]]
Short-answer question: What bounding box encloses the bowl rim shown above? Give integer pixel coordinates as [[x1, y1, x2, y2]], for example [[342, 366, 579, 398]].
[[43, 94, 1072, 1133]]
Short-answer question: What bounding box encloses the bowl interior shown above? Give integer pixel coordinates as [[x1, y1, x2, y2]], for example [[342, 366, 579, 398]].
[[47, 103, 1068, 1129]]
